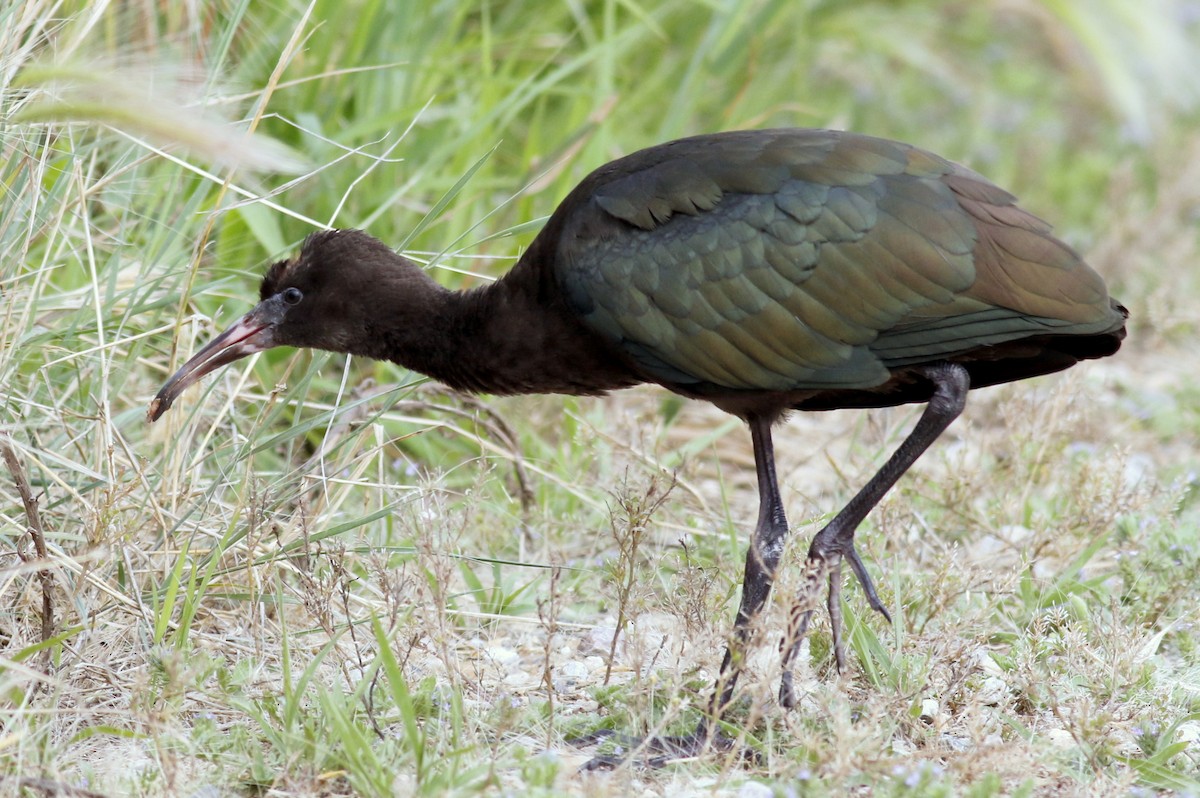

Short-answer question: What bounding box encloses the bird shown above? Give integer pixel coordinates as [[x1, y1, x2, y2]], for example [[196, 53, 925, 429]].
[[149, 128, 1127, 759]]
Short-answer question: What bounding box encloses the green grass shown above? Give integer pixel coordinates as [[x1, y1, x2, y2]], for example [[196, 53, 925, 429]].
[[3, 0, 1200, 795]]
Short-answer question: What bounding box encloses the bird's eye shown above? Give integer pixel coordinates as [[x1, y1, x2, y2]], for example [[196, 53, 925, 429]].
[[282, 287, 303, 305]]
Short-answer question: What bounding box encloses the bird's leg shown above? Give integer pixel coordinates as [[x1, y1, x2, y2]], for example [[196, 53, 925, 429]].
[[581, 414, 788, 769], [696, 413, 790, 738], [779, 363, 969, 706]]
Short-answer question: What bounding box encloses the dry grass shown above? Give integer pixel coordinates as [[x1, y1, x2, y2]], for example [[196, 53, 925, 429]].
[[3, 1, 1200, 796]]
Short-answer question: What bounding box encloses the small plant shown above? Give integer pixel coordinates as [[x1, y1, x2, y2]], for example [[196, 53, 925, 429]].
[[600, 471, 676, 684]]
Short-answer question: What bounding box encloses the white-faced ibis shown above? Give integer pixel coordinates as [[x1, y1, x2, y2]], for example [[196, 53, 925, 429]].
[[150, 128, 1127, 759]]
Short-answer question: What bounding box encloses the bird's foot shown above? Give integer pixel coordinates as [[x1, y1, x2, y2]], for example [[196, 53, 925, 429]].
[[778, 545, 891, 707], [573, 724, 745, 770]]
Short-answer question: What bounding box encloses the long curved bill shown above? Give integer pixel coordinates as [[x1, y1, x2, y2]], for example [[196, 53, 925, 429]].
[[148, 298, 285, 422]]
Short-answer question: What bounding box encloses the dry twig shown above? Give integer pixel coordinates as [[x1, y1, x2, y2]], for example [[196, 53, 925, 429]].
[[1, 431, 56, 649]]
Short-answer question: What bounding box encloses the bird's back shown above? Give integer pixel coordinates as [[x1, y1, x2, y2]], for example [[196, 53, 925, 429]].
[[534, 129, 1125, 412]]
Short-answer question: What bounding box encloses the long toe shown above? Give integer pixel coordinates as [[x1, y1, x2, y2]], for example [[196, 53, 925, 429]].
[[827, 560, 847, 672], [779, 606, 815, 708], [843, 543, 892, 622]]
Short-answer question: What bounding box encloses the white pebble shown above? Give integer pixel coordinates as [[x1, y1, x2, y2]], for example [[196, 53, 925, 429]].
[[1045, 729, 1075, 749], [971, 651, 1005, 676], [486, 646, 520, 669], [737, 782, 774, 798], [559, 660, 588, 680], [977, 676, 1008, 706], [1177, 721, 1200, 747]]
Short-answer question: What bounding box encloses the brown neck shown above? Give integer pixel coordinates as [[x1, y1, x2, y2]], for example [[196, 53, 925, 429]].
[[358, 257, 639, 397]]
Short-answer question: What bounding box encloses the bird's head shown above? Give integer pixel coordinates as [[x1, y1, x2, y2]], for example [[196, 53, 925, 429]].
[[148, 229, 428, 422]]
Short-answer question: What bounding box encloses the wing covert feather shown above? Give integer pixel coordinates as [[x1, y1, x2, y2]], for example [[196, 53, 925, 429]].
[[552, 129, 1121, 393]]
